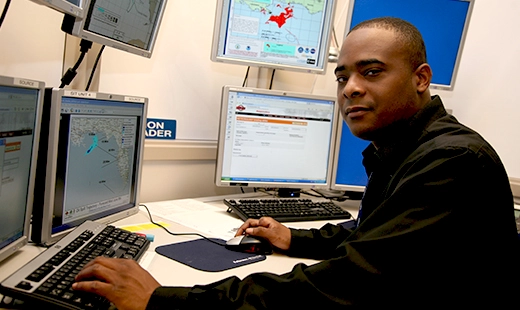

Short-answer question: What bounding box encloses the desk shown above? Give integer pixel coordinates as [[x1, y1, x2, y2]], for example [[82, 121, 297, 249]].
[[0, 193, 360, 305]]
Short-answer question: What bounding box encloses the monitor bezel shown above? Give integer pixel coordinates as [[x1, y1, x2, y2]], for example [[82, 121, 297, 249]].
[[0, 75, 44, 263], [30, 0, 85, 18], [210, 0, 337, 74], [330, 113, 368, 193], [215, 85, 339, 191], [61, 0, 168, 58], [344, 0, 474, 91], [31, 88, 148, 246]]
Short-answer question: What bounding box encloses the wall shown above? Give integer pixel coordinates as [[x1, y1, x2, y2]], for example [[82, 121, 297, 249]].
[[1, 0, 519, 202]]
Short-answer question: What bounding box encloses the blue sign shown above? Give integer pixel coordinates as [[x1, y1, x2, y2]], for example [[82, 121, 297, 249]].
[[146, 118, 176, 140]]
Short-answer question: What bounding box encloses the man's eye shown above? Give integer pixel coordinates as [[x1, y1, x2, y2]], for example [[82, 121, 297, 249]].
[[365, 69, 382, 76], [335, 76, 348, 83]]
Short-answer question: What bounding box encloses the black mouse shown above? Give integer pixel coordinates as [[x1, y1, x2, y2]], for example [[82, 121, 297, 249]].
[[225, 235, 273, 255]]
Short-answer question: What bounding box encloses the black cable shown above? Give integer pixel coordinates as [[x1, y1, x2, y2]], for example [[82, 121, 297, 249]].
[[59, 39, 93, 88], [85, 45, 105, 91], [140, 204, 226, 246], [0, 0, 11, 29], [331, 26, 340, 48], [269, 69, 276, 89], [242, 66, 250, 87]]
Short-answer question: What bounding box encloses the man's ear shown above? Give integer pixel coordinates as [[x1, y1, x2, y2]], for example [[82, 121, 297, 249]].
[[414, 63, 432, 93]]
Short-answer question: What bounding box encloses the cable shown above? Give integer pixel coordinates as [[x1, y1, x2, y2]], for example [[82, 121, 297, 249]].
[[85, 45, 105, 91], [242, 66, 250, 87], [140, 204, 226, 246], [0, 0, 11, 30], [269, 69, 276, 89], [59, 39, 93, 88], [331, 26, 340, 49]]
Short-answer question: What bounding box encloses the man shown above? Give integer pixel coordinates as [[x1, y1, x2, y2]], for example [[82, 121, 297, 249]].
[[73, 17, 520, 309]]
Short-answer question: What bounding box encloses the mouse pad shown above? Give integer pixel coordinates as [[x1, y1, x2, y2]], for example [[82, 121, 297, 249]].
[[155, 238, 266, 272]]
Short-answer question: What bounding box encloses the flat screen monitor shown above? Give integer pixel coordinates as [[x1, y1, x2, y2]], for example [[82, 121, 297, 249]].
[[61, 0, 168, 58], [31, 88, 148, 246], [215, 86, 338, 195], [345, 0, 474, 90], [0, 75, 44, 263], [211, 0, 337, 74], [330, 117, 369, 194], [30, 0, 85, 18]]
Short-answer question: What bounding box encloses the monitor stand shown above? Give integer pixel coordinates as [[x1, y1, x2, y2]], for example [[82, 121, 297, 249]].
[[277, 188, 301, 198]]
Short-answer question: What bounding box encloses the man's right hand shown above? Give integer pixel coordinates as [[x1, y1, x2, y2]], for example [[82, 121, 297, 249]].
[[235, 217, 291, 251]]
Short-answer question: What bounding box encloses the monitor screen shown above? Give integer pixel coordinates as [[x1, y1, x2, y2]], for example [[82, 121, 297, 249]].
[[211, 0, 337, 74], [31, 88, 148, 246], [345, 0, 474, 90], [61, 0, 168, 58], [330, 117, 369, 194], [0, 75, 44, 263], [215, 86, 338, 194], [30, 0, 85, 18]]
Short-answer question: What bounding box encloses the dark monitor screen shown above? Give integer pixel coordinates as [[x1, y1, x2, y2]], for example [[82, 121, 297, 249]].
[[345, 0, 474, 90], [31, 88, 148, 245]]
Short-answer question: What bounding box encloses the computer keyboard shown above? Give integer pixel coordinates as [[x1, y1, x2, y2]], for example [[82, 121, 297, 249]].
[[224, 198, 353, 222], [0, 220, 150, 310]]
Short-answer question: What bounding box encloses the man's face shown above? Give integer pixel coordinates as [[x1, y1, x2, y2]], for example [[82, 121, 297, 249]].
[[334, 27, 424, 145]]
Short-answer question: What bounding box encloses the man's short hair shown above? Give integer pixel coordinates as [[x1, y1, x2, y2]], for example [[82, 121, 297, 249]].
[[349, 17, 427, 70]]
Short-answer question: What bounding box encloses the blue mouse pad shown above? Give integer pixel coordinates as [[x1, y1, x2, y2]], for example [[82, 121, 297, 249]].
[[155, 238, 266, 272]]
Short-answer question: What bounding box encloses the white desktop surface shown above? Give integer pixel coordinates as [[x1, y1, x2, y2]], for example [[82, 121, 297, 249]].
[[0, 193, 360, 304]]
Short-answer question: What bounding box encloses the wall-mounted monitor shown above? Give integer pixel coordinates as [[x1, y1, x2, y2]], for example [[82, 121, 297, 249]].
[[345, 0, 474, 90], [61, 0, 168, 58], [211, 0, 337, 74], [330, 117, 369, 195], [215, 86, 338, 195], [31, 88, 148, 246], [30, 0, 85, 18], [0, 75, 44, 263]]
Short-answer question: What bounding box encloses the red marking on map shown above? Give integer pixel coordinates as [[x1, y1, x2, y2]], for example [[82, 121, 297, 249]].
[[267, 6, 294, 28]]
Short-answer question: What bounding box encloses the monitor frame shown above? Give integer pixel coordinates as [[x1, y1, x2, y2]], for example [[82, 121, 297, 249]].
[[0, 75, 44, 263], [210, 0, 337, 74], [31, 88, 148, 246], [30, 0, 85, 18], [61, 0, 168, 58], [215, 85, 339, 192], [344, 0, 474, 91]]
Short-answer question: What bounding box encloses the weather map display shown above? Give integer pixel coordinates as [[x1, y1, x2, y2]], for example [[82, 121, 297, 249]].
[[62, 115, 137, 222], [85, 0, 163, 50], [212, 0, 336, 74]]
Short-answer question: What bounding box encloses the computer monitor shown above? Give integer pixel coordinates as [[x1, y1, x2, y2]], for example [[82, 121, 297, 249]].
[[345, 0, 474, 90], [330, 117, 369, 195], [215, 86, 338, 196], [30, 0, 85, 18], [210, 0, 337, 74], [61, 0, 168, 58], [0, 75, 44, 263], [31, 88, 148, 246]]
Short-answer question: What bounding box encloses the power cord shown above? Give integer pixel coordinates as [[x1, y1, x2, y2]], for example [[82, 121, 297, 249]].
[[85, 45, 105, 91], [139, 204, 226, 246], [242, 66, 250, 87], [0, 0, 10, 30], [59, 39, 93, 88]]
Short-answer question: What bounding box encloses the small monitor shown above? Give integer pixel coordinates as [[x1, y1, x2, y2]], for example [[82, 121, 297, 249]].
[[0, 75, 44, 263], [61, 0, 168, 58], [345, 0, 474, 90], [30, 0, 85, 18], [330, 117, 369, 194], [211, 0, 337, 74], [215, 86, 338, 195], [31, 88, 148, 246]]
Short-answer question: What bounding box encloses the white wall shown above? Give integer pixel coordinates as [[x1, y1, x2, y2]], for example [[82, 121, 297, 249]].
[[1, 0, 519, 202]]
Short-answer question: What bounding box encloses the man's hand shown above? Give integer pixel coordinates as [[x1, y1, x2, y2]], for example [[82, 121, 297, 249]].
[[235, 217, 291, 251], [72, 257, 161, 310]]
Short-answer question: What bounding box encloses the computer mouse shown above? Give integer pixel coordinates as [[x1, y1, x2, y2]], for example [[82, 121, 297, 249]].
[[225, 235, 273, 255]]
